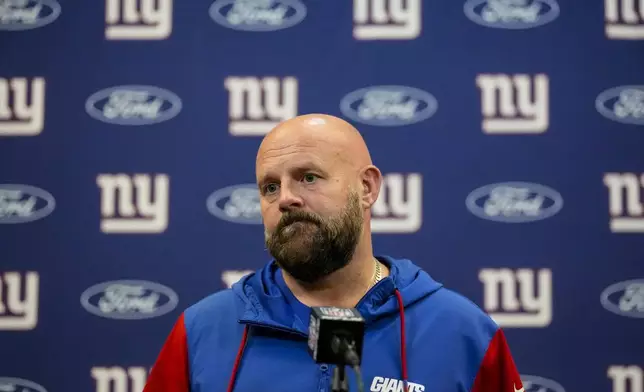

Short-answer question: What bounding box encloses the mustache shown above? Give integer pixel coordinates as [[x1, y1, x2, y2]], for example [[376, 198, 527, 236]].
[[276, 211, 322, 231]]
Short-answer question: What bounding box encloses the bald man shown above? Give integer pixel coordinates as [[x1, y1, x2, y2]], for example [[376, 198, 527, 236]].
[[143, 114, 524, 392]]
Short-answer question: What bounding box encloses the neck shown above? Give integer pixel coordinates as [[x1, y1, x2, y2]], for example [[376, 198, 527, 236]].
[[280, 232, 388, 308]]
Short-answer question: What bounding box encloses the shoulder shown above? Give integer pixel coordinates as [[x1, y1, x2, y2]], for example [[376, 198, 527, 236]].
[[435, 287, 496, 323], [413, 286, 499, 347], [183, 288, 239, 323], [406, 287, 506, 384], [182, 289, 240, 335], [180, 288, 249, 365]]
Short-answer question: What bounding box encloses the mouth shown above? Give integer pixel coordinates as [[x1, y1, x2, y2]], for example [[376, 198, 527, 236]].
[[290, 220, 311, 226], [289, 220, 312, 228], [282, 220, 316, 234]]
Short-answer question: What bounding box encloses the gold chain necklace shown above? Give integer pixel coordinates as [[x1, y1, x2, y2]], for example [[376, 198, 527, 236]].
[[361, 258, 383, 298], [373, 258, 382, 286], [370, 258, 382, 289]]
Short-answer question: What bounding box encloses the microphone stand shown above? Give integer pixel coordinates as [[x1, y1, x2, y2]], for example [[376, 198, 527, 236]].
[[331, 364, 349, 392], [331, 336, 365, 392]]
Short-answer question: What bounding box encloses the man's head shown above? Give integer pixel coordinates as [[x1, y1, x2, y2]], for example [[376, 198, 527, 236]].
[[256, 114, 382, 284]]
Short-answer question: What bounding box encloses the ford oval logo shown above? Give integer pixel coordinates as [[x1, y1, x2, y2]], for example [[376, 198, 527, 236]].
[[80, 280, 179, 320], [209, 0, 307, 32], [207, 183, 262, 224], [595, 85, 644, 126], [85, 85, 182, 126], [465, 182, 563, 223], [340, 85, 438, 126], [0, 378, 48, 392], [464, 0, 560, 30], [0, 0, 62, 31], [0, 184, 55, 224], [600, 279, 644, 318], [521, 375, 566, 392]]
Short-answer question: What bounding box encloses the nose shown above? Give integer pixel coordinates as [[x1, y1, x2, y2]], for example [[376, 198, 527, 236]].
[[278, 184, 304, 213]]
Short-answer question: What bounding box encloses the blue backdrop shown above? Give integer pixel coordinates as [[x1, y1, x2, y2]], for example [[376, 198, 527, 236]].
[[1, 1, 643, 392]]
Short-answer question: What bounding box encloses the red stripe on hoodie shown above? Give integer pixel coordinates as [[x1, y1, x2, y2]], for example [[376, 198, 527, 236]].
[[470, 328, 524, 392], [143, 313, 190, 392]]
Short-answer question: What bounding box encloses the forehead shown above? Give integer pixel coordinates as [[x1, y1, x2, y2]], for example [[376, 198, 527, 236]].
[[256, 134, 343, 178]]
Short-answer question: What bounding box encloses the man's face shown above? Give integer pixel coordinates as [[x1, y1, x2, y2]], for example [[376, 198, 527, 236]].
[[256, 135, 365, 283]]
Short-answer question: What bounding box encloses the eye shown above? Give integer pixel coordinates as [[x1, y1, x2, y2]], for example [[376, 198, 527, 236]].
[[303, 174, 317, 183], [264, 183, 279, 194]]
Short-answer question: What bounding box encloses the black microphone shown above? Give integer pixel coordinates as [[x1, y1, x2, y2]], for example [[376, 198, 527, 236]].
[[308, 306, 366, 392]]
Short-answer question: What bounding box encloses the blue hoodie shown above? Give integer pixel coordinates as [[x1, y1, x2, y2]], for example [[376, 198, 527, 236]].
[[143, 256, 524, 392]]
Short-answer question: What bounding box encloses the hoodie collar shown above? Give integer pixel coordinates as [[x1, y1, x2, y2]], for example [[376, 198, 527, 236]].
[[230, 255, 443, 336]]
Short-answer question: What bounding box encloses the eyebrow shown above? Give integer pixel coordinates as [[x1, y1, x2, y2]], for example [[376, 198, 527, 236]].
[[258, 162, 328, 186]]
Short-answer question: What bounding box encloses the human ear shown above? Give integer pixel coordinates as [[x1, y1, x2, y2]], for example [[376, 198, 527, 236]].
[[360, 165, 382, 208]]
